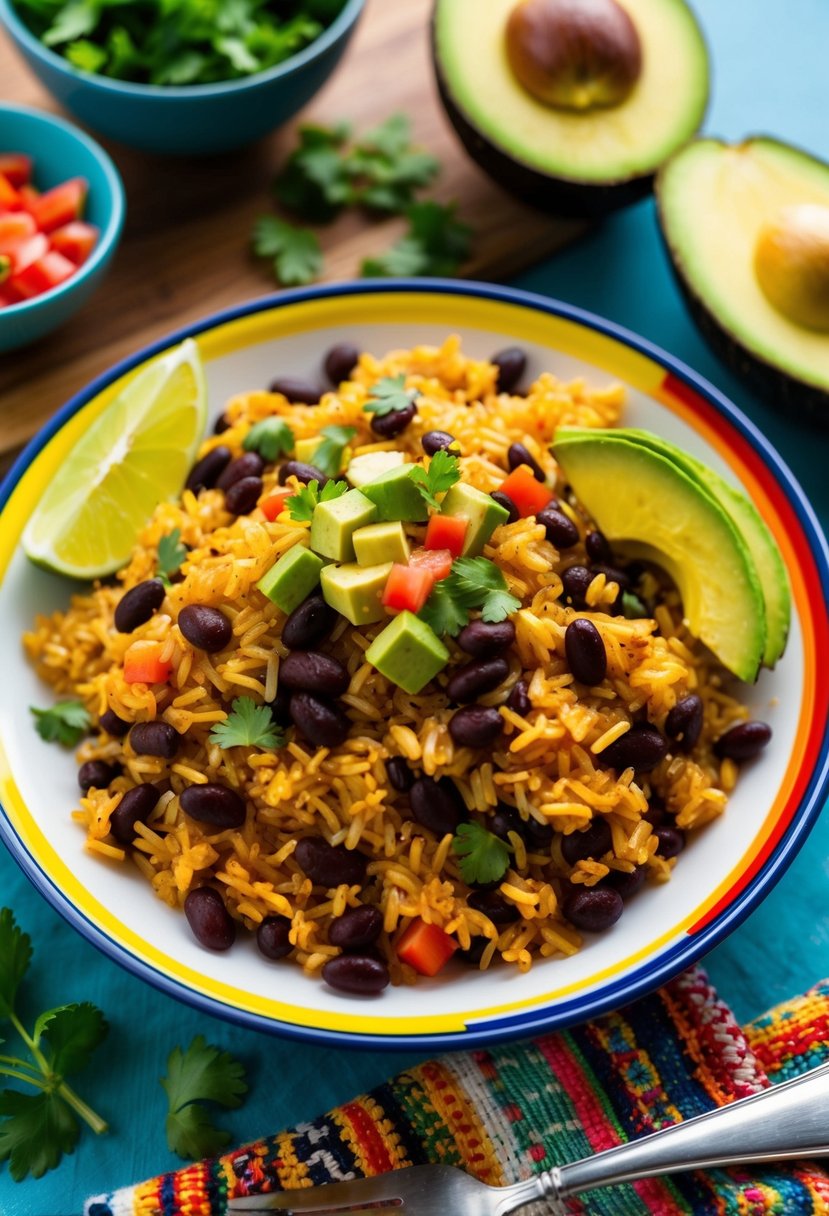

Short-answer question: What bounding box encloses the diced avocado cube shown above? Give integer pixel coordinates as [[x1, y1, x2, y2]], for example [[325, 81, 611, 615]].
[[294, 436, 321, 464], [309, 489, 377, 562], [257, 545, 324, 614], [441, 482, 510, 555], [365, 611, 449, 694], [347, 449, 406, 488], [320, 561, 393, 625], [361, 464, 428, 523], [353, 521, 410, 567]]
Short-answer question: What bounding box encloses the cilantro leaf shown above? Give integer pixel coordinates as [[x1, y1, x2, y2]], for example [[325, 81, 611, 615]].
[[361, 201, 472, 279], [622, 590, 649, 619], [0, 909, 31, 1021], [481, 588, 522, 623], [35, 1003, 108, 1077], [209, 696, 285, 750], [286, 478, 348, 522], [418, 580, 470, 639], [251, 216, 323, 286], [419, 557, 520, 637], [157, 528, 187, 587], [243, 416, 295, 462], [162, 1035, 247, 1160], [312, 425, 357, 478], [361, 236, 429, 278], [0, 1089, 78, 1182], [452, 822, 511, 886], [408, 449, 460, 511], [273, 123, 352, 223], [30, 700, 90, 748], [363, 375, 419, 418]]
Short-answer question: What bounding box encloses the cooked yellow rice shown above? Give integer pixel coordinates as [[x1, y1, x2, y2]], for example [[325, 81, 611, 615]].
[[23, 335, 749, 986]]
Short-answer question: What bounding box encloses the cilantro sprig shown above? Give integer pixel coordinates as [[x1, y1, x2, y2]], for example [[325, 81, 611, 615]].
[[251, 217, 323, 287], [30, 700, 90, 747], [0, 909, 108, 1181], [452, 822, 512, 886], [286, 477, 349, 522], [157, 528, 187, 588], [312, 425, 357, 478], [420, 557, 522, 638], [243, 416, 296, 462], [363, 375, 419, 419], [162, 1035, 247, 1160], [209, 696, 285, 750], [361, 201, 473, 278], [408, 448, 460, 511]]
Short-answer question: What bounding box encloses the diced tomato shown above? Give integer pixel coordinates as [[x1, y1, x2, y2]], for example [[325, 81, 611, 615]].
[[408, 546, 453, 584], [124, 641, 173, 685], [10, 250, 76, 300], [396, 918, 457, 977], [498, 466, 554, 518], [425, 512, 468, 559], [0, 154, 32, 187], [18, 184, 40, 209], [29, 177, 87, 233], [0, 211, 36, 252], [0, 173, 22, 211], [7, 232, 49, 278], [50, 220, 99, 266], [382, 563, 434, 614], [259, 487, 293, 522]]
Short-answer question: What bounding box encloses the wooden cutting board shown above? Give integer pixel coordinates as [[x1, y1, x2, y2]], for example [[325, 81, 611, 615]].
[[0, 0, 585, 469]]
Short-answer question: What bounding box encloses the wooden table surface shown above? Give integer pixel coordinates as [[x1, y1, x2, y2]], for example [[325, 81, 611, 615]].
[[0, 0, 585, 472]]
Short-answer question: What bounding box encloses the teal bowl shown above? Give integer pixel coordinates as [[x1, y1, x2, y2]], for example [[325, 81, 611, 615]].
[[0, 0, 365, 156], [0, 103, 125, 353]]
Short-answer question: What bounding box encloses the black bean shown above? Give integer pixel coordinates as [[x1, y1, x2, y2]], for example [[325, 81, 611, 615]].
[[290, 692, 351, 749], [329, 906, 383, 949], [280, 651, 349, 697], [324, 343, 360, 385], [560, 565, 593, 609], [386, 757, 414, 793], [114, 579, 166, 633], [561, 819, 612, 865], [490, 803, 552, 848], [225, 475, 263, 516], [591, 564, 630, 593], [180, 783, 247, 829], [370, 401, 417, 438], [599, 723, 667, 773], [268, 684, 293, 727], [422, 430, 456, 456], [282, 594, 338, 650], [565, 618, 607, 686], [78, 759, 119, 791], [602, 866, 646, 900], [256, 914, 293, 960], [449, 705, 503, 749], [323, 954, 390, 995], [216, 451, 265, 491], [507, 442, 545, 482], [100, 708, 130, 737], [468, 889, 519, 925], [457, 619, 515, 658], [538, 503, 579, 549], [458, 937, 489, 965], [563, 886, 624, 932], [446, 656, 510, 704], [110, 784, 160, 845], [506, 679, 531, 716], [585, 530, 612, 563], [713, 721, 772, 761], [185, 445, 232, 493], [492, 346, 527, 393], [213, 413, 232, 435], [665, 694, 704, 751], [278, 460, 329, 488], [294, 837, 368, 887], [491, 490, 519, 524], [178, 604, 232, 653], [409, 776, 465, 837], [184, 887, 235, 951], [653, 825, 686, 859], [129, 721, 180, 759], [643, 801, 667, 827], [269, 376, 322, 405]]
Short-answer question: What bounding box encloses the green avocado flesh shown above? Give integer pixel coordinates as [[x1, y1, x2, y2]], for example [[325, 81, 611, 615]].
[[657, 137, 829, 396], [433, 0, 709, 184], [553, 432, 767, 682]]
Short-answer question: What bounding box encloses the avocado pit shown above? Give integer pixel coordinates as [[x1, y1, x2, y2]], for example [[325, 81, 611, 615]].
[[754, 203, 829, 333], [505, 0, 643, 111]]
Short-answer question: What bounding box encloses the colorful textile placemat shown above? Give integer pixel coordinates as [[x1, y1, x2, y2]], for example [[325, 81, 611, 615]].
[[86, 968, 829, 1216]]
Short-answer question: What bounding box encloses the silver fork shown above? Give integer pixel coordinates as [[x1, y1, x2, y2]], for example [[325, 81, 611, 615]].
[[227, 1058, 829, 1213]]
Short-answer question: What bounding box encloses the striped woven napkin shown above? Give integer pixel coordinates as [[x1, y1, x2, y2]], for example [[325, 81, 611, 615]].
[[86, 967, 829, 1216]]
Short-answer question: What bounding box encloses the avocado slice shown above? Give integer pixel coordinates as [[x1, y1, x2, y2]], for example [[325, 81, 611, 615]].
[[553, 431, 767, 682], [320, 562, 393, 626], [365, 611, 450, 694], [353, 521, 410, 567], [346, 450, 406, 488], [432, 0, 709, 217], [440, 482, 510, 555], [656, 137, 829, 419], [361, 464, 428, 523], [309, 489, 378, 563], [257, 545, 325, 615], [558, 427, 790, 667]]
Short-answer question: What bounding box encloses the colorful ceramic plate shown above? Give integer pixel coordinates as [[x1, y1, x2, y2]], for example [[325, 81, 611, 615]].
[[1, 280, 827, 1050]]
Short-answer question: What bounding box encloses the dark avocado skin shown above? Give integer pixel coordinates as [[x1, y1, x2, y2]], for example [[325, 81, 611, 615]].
[[654, 187, 829, 427]]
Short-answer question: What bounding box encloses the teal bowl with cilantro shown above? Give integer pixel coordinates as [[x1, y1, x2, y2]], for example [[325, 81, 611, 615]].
[[0, 0, 365, 156]]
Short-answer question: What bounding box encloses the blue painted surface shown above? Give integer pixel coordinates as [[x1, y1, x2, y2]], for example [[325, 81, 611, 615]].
[[1, 0, 828, 1210]]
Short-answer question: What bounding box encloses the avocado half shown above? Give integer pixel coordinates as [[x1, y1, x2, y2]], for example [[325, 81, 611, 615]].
[[656, 137, 829, 422], [432, 0, 710, 218]]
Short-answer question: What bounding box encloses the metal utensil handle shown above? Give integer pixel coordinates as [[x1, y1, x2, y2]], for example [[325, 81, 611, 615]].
[[540, 1059, 829, 1201]]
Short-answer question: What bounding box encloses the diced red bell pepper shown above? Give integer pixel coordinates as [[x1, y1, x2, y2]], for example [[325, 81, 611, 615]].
[[0, 154, 32, 187], [424, 512, 468, 559], [18, 184, 40, 209], [0, 211, 36, 252], [50, 220, 99, 266], [11, 249, 76, 300], [382, 563, 434, 614], [29, 177, 87, 233], [397, 918, 458, 976], [123, 640, 173, 685], [259, 487, 293, 522], [0, 173, 22, 211], [498, 465, 554, 518], [408, 546, 453, 584]]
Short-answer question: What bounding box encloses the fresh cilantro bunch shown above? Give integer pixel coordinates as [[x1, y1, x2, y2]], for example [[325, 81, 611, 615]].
[[157, 528, 188, 587], [312, 425, 357, 478], [242, 416, 296, 462], [29, 700, 90, 747], [452, 822, 512, 886], [0, 909, 108, 1181], [209, 696, 285, 749], [162, 1035, 247, 1159], [420, 557, 522, 638], [251, 218, 323, 288], [361, 201, 473, 278], [409, 449, 460, 511], [286, 478, 348, 522], [363, 375, 419, 418]]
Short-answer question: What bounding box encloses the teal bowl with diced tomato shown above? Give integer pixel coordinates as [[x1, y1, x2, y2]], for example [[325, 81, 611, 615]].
[[0, 103, 125, 352], [0, 0, 365, 156]]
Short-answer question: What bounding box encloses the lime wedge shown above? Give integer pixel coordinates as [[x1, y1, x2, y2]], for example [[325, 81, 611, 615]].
[[24, 339, 207, 579]]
